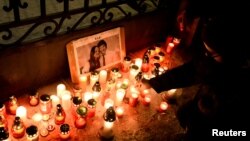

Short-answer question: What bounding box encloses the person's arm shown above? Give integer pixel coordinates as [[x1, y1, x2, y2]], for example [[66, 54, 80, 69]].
[[147, 61, 197, 93]]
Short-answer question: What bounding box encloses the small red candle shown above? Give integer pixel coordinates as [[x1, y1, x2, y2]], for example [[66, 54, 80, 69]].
[[142, 95, 151, 106], [158, 102, 168, 113], [129, 93, 138, 107]]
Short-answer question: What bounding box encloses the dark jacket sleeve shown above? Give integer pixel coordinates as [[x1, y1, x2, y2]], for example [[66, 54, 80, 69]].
[[148, 61, 198, 93]]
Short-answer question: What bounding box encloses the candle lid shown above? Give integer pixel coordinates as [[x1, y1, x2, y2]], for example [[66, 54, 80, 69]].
[[0, 127, 9, 140], [158, 51, 165, 56], [76, 106, 88, 116], [135, 72, 143, 81], [131, 64, 139, 70], [111, 67, 119, 73], [0, 103, 4, 109], [26, 125, 38, 136], [87, 99, 97, 107], [92, 82, 101, 92], [153, 56, 160, 60], [103, 107, 116, 122], [40, 94, 51, 102], [91, 70, 99, 76], [153, 63, 161, 68], [124, 56, 131, 61], [60, 124, 70, 132], [72, 97, 82, 105]]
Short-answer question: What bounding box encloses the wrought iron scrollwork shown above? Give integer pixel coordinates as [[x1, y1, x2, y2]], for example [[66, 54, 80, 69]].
[[0, 0, 160, 49]]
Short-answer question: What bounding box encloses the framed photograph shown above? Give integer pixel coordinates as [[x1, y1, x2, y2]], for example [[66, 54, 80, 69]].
[[66, 27, 126, 83]]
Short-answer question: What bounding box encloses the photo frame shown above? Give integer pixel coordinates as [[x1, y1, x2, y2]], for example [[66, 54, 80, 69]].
[[66, 27, 126, 83]]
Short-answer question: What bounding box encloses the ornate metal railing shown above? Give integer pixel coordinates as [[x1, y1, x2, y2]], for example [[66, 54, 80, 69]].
[[0, 0, 161, 50]]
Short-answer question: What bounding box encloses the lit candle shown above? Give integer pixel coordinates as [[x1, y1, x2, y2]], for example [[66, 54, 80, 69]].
[[16, 106, 27, 121], [129, 65, 139, 82], [99, 107, 116, 139], [159, 102, 168, 112], [32, 113, 42, 127], [116, 89, 126, 106], [115, 81, 122, 89], [99, 70, 107, 85], [50, 95, 60, 110], [115, 106, 124, 118], [123, 79, 129, 87], [166, 42, 175, 54], [141, 89, 150, 98], [83, 92, 92, 104], [79, 74, 87, 91], [142, 95, 151, 106], [57, 83, 66, 98], [135, 58, 142, 70], [61, 91, 72, 111], [90, 71, 99, 88], [104, 99, 114, 109], [87, 99, 97, 118], [129, 93, 138, 107]]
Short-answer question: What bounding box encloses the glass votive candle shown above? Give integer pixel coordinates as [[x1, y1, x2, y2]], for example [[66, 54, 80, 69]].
[[11, 116, 26, 139], [59, 124, 70, 140], [92, 81, 101, 100], [111, 67, 120, 81], [90, 71, 99, 88], [104, 99, 114, 109], [29, 90, 39, 106], [129, 93, 138, 107], [99, 70, 108, 85], [141, 55, 150, 73], [75, 106, 87, 129], [26, 125, 39, 141], [121, 56, 131, 73], [87, 99, 97, 118], [7, 95, 18, 115], [57, 83, 66, 98], [39, 94, 52, 121], [129, 65, 139, 81], [71, 96, 82, 117]]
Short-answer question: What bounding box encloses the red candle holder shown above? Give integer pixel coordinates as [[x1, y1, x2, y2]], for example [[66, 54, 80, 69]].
[[87, 99, 97, 118], [129, 93, 138, 107]]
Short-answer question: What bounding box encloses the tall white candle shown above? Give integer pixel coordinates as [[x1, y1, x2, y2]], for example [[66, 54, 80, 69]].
[[135, 58, 142, 70], [90, 72, 99, 88], [16, 106, 27, 121], [79, 74, 87, 91], [104, 99, 114, 109], [83, 92, 92, 103], [99, 70, 107, 85], [115, 106, 124, 118], [116, 89, 126, 106], [50, 95, 60, 109], [61, 90, 72, 111], [57, 83, 66, 98]]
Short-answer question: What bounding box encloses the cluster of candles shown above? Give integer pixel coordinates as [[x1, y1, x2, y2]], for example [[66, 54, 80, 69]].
[[0, 42, 181, 140]]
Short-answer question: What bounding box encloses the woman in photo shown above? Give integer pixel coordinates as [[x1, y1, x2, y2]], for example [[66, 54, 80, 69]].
[[88, 45, 101, 72]]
